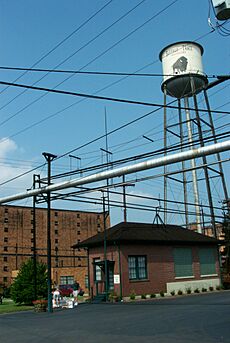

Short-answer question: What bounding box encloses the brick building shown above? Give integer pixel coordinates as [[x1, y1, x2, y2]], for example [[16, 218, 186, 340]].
[[0, 205, 109, 290], [74, 222, 221, 299]]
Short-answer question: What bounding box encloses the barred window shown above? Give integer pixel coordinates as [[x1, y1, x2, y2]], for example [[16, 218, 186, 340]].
[[128, 256, 147, 280], [60, 276, 74, 285]]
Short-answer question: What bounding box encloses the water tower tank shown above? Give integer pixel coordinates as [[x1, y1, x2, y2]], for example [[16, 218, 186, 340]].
[[159, 41, 208, 98], [212, 0, 230, 20]]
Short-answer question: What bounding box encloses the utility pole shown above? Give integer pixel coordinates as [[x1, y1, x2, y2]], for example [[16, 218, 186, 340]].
[[122, 175, 127, 222], [42, 152, 57, 313], [102, 192, 108, 302], [32, 174, 38, 301]]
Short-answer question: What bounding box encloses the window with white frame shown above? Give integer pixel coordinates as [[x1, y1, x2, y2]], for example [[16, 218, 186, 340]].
[[128, 256, 147, 280]]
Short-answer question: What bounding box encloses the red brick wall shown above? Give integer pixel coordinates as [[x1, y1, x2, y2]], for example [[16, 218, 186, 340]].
[[88, 243, 220, 298], [0, 205, 109, 288]]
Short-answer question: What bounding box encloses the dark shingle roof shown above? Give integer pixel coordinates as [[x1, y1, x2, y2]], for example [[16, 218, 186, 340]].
[[72, 222, 219, 248]]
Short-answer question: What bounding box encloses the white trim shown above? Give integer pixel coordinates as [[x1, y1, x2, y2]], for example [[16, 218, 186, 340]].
[[175, 276, 194, 280], [201, 274, 218, 277]]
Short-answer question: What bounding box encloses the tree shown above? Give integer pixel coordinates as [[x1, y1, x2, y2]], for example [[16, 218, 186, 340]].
[[11, 259, 47, 304]]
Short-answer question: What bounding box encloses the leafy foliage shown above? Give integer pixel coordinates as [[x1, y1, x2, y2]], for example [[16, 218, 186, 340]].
[[11, 259, 47, 305]]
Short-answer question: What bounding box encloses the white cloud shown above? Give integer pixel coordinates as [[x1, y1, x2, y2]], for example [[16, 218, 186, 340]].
[[0, 137, 17, 159], [0, 138, 33, 198]]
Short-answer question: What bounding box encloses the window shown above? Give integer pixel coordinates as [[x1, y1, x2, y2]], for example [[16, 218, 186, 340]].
[[4, 227, 8, 233], [31, 229, 35, 234], [4, 257, 7, 262], [54, 211, 58, 217], [60, 276, 74, 285], [4, 218, 8, 223], [4, 237, 8, 243], [77, 213, 80, 218], [77, 230, 81, 235], [199, 248, 217, 276], [55, 239, 58, 244], [128, 256, 147, 280], [77, 222, 80, 227], [31, 238, 34, 243], [55, 229, 58, 235], [3, 277, 7, 283], [94, 258, 102, 281], [3, 247, 8, 252], [3, 266, 8, 272], [4, 208, 8, 214], [174, 248, 193, 278], [55, 221, 58, 226]]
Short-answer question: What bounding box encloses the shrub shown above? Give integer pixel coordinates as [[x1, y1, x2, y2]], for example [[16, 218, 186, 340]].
[[186, 288, 191, 294], [202, 287, 207, 292], [209, 286, 214, 291], [216, 285, 221, 291], [150, 293, 156, 298], [194, 288, 200, 293], [11, 259, 47, 305], [170, 290, 175, 296], [160, 291, 165, 297], [141, 294, 146, 299], [177, 289, 183, 295], [129, 291, 136, 300]]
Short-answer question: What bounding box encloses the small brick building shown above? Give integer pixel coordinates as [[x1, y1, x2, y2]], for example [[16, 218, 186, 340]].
[[74, 222, 221, 299]]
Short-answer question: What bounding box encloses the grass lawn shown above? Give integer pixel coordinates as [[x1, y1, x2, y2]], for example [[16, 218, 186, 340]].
[[0, 299, 33, 314]]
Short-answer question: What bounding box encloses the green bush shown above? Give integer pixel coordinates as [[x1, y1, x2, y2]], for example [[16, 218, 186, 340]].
[[11, 259, 47, 305], [170, 290, 175, 296], [160, 291, 165, 297], [186, 288, 191, 294], [194, 288, 200, 293], [141, 294, 146, 299], [129, 291, 136, 300], [209, 286, 214, 291], [150, 293, 156, 298], [177, 289, 183, 295], [216, 285, 221, 291], [202, 287, 207, 292]]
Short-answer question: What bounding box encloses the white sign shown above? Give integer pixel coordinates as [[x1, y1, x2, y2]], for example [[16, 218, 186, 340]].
[[114, 274, 120, 284]]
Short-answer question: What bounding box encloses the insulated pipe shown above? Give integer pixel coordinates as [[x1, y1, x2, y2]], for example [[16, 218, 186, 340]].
[[0, 140, 229, 204]]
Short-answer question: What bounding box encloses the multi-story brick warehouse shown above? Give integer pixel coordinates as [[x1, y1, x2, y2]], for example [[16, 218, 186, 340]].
[[0, 205, 109, 290]]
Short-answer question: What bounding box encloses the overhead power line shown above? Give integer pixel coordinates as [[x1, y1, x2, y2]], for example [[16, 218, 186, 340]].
[[0, 79, 229, 115], [0, 0, 147, 121], [0, 0, 113, 99], [0, 0, 178, 128], [0, 65, 224, 79]]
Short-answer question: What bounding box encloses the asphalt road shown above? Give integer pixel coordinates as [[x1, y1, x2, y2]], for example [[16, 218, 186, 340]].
[[1, 291, 230, 343]]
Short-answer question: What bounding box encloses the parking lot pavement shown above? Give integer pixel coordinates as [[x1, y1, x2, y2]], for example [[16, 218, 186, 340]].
[[0, 291, 230, 343]]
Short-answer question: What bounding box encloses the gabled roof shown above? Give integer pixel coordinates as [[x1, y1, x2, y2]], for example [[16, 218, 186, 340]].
[[72, 222, 219, 248]]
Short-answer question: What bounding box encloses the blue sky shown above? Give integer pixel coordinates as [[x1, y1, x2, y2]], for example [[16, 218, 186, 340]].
[[0, 0, 229, 226]]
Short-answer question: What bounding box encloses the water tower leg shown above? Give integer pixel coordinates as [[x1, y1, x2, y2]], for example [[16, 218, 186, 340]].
[[178, 99, 189, 228], [203, 89, 229, 203], [184, 97, 202, 233], [163, 86, 167, 224], [191, 82, 217, 238]]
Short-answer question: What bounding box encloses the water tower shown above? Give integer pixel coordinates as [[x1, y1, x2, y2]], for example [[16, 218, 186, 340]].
[[159, 41, 228, 236]]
